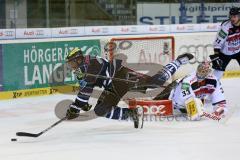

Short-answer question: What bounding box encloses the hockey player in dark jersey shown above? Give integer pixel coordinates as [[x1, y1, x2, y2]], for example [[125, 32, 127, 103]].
[[65, 48, 193, 128], [210, 7, 240, 79]]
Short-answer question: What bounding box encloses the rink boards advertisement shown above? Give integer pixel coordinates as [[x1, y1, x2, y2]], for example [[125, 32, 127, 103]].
[[137, 3, 238, 25], [0, 39, 101, 99], [173, 33, 240, 79], [0, 32, 240, 100], [0, 44, 3, 92]]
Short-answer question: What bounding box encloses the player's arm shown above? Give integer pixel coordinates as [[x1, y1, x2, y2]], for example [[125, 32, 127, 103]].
[[213, 22, 228, 52], [210, 23, 229, 70], [66, 77, 94, 120], [210, 79, 227, 117], [74, 81, 94, 111]]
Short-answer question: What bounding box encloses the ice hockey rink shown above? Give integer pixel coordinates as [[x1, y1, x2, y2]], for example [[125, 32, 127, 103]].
[[0, 78, 239, 160]]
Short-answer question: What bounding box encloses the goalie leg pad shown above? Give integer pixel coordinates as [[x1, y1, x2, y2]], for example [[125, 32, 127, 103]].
[[185, 98, 204, 121]]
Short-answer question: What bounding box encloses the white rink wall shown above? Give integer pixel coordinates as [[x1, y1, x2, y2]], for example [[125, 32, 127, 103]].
[[0, 25, 239, 100], [0, 31, 238, 77]]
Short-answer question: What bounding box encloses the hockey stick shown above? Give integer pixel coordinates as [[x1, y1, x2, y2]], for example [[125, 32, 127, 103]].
[[85, 73, 167, 89], [84, 73, 139, 83], [16, 117, 67, 138]]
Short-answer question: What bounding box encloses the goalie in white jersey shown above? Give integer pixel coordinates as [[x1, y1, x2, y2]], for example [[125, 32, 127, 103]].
[[154, 61, 227, 120], [210, 7, 240, 79]]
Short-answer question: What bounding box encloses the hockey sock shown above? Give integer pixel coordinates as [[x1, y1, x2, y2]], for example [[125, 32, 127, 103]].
[[156, 60, 180, 81], [105, 107, 130, 120]]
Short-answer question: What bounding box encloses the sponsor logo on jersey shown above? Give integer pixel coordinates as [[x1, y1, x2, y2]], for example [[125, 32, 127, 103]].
[[181, 82, 190, 90], [228, 46, 240, 52], [194, 88, 215, 97], [227, 32, 240, 43], [218, 29, 227, 39]]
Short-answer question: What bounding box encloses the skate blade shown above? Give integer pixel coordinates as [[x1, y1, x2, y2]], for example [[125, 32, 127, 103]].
[[136, 106, 144, 129]]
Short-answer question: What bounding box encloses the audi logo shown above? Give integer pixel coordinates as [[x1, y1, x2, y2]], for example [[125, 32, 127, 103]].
[[70, 29, 78, 34], [35, 30, 44, 36], [104, 40, 133, 52], [4, 31, 14, 37], [178, 44, 214, 64]]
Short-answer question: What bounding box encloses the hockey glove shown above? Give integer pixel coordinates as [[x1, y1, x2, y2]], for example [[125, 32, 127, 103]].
[[209, 49, 224, 70], [79, 79, 87, 89], [74, 68, 85, 80], [212, 105, 227, 118]]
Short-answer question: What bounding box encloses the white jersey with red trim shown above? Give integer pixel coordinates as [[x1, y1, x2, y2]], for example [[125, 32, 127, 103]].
[[214, 20, 240, 55], [170, 72, 226, 109]]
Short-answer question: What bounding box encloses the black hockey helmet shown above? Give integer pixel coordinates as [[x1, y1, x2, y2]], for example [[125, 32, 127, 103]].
[[229, 7, 240, 16]]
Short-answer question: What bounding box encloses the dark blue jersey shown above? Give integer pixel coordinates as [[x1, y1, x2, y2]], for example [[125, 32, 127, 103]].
[[73, 55, 120, 108]]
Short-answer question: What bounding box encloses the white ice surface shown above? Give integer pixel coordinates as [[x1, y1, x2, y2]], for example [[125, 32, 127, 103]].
[[0, 78, 240, 160]]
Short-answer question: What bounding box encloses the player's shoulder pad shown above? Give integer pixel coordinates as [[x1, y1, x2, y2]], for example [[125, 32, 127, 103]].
[[205, 74, 219, 87], [182, 72, 197, 84], [221, 19, 230, 26], [220, 20, 232, 29], [207, 73, 222, 84]]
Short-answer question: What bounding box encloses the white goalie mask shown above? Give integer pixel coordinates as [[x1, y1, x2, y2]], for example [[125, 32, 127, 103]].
[[196, 61, 212, 80]]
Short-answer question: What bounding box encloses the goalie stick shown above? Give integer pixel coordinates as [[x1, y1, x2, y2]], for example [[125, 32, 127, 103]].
[[16, 117, 67, 138]]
